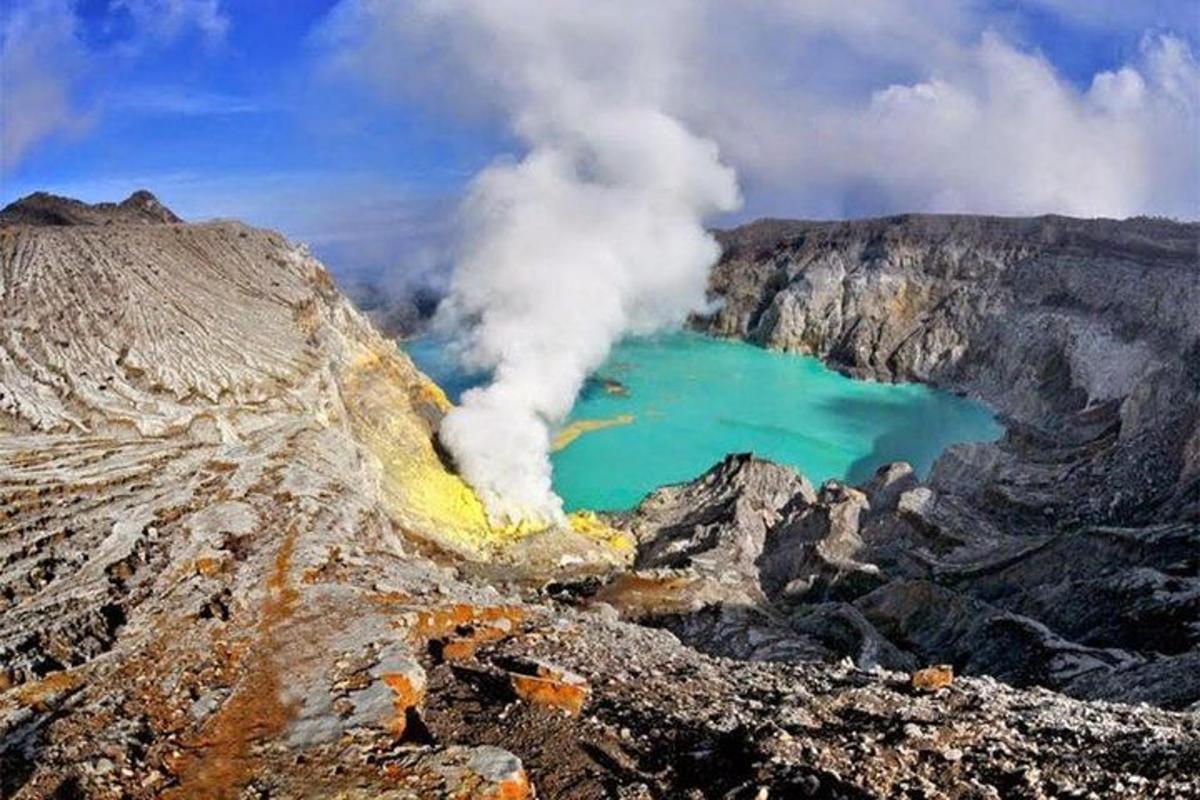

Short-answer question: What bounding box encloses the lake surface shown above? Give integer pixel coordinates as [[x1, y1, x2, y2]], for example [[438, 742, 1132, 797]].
[[405, 332, 1002, 512]]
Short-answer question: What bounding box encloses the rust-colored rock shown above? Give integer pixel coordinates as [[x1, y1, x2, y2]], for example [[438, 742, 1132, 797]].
[[488, 771, 535, 800], [410, 603, 526, 640], [911, 664, 954, 692], [592, 570, 703, 617], [12, 670, 82, 709], [409, 603, 524, 662], [426, 745, 534, 800], [509, 660, 589, 716], [193, 556, 225, 577], [381, 663, 427, 737]]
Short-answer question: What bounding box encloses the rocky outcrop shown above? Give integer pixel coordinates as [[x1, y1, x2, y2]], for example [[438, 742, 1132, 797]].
[[0, 190, 181, 227], [615, 454, 1200, 711], [695, 214, 1200, 531], [2, 195, 1198, 798]]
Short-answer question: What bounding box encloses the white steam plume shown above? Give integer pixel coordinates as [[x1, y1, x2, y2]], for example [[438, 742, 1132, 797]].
[[314, 0, 1198, 521], [424, 3, 741, 526]]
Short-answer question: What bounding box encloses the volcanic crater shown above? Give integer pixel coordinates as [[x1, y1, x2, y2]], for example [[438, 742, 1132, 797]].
[[1, 192, 1198, 799]]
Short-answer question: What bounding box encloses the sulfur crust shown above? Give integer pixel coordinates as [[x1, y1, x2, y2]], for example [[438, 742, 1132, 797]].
[[551, 414, 635, 452], [341, 343, 633, 558], [567, 509, 636, 553]]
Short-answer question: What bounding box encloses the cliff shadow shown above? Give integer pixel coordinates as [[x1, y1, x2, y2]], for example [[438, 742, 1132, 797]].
[[815, 393, 1000, 485]]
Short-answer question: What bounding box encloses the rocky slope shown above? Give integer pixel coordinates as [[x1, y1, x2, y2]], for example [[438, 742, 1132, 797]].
[[1, 194, 1198, 798], [615, 454, 1199, 709], [611, 215, 1200, 712]]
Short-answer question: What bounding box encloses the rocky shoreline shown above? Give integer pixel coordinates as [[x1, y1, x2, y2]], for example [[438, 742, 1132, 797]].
[[618, 214, 1200, 709]]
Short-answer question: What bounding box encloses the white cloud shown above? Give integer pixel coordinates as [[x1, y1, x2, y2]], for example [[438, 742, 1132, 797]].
[[816, 32, 1200, 218], [677, 14, 1199, 220], [0, 0, 87, 169], [111, 0, 229, 50], [317, 1, 1199, 220], [0, 0, 231, 171]]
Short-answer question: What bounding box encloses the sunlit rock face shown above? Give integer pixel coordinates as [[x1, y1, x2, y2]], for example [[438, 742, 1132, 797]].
[[2, 194, 1197, 800]]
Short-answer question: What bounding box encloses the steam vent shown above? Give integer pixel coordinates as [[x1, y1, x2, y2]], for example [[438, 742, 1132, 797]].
[[1, 191, 1197, 798]]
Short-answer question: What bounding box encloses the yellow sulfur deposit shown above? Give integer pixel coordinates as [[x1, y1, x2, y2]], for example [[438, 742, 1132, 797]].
[[341, 345, 494, 552], [339, 342, 634, 559], [568, 510, 636, 553], [552, 414, 635, 452], [414, 376, 451, 412]]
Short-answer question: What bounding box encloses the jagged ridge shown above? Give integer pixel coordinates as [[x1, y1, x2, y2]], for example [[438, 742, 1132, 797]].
[[0, 190, 182, 227]]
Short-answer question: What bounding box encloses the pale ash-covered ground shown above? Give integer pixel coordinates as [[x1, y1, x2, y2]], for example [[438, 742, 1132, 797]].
[[1, 193, 1198, 799]]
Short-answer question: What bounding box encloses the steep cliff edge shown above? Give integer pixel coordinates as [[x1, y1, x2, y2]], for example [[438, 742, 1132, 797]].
[[2, 194, 1197, 798], [697, 214, 1200, 530], [601, 215, 1200, 711]]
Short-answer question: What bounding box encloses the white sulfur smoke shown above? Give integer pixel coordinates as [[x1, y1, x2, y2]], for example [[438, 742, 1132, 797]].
[[317, 1, 741, 525], [400, 2, 742, 525], [314, 0, 1198, 522], [438, 123, 738, 525]]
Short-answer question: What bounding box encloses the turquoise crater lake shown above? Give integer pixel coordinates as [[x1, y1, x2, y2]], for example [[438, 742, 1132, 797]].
[[405, 332, 1002, 513]]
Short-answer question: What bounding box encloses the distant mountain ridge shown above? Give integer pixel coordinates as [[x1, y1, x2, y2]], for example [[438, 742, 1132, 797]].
[[0, 189, 182, 227]]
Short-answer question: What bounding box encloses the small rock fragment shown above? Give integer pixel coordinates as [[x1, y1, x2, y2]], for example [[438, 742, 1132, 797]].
[[911, 664, 953, 692], [426, 745, 534, 799], [508, 659, 589, 716]]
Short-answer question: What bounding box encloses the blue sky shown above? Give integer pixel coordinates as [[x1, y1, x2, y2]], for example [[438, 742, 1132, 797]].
[[6, 1, 488, 189], [1, 1, 1197, 286]]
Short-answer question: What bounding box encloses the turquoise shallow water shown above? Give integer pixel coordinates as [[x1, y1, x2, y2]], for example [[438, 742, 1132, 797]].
[[405, 332, 1002, 513]]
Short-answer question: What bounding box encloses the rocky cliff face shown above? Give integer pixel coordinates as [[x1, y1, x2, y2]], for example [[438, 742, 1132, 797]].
[[619, 454, 1199, 709], [2, 194, 1198, 799], [697, 215, 1200, 531], [602, 215, 1200, 713]]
